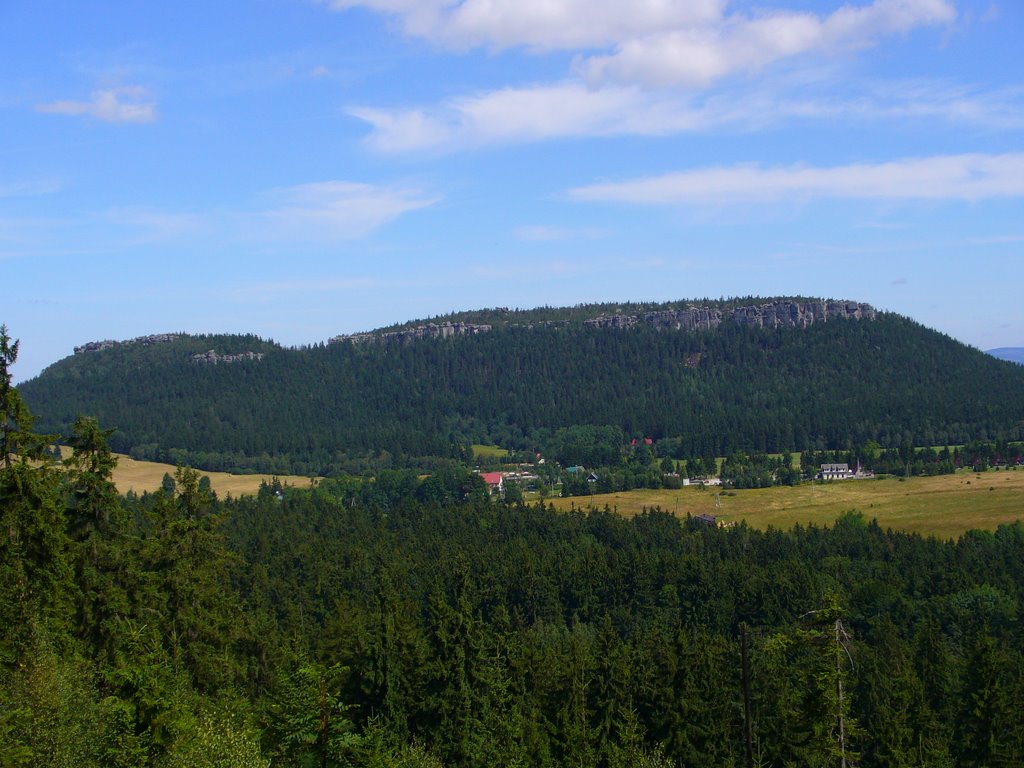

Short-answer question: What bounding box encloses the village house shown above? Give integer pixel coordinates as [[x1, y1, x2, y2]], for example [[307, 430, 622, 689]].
[[820, 463, 855, 480], [479, 472, 504, 496]]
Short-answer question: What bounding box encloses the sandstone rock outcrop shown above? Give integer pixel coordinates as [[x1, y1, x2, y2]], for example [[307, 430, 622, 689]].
[[331, 322, 492, 345], [74, 333, 183, 355], [585, 300, 875, 332]]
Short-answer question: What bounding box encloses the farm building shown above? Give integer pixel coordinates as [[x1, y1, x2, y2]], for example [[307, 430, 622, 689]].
[[820, 463, 855, 480]]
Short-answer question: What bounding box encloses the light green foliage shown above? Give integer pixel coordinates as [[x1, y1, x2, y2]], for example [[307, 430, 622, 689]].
[[160, 709, 269, 768], [1, 631, 103, 768], [356, 720, 445, 768]]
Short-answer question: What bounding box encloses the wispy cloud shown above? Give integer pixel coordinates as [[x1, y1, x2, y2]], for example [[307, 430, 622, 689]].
[[567, 153, 1024, 205], [351, 82, 747, 151], [352, 77, 1023, 151], [515, 224, 609, 241], [103, 208, 205, 243], [255, 181, 439, 241], [469, 260, 586, 280], [1, 180, 439, 260], [0, 179, 64, 198], [226, 276, 381, 302], [36, 86, 157, 124]]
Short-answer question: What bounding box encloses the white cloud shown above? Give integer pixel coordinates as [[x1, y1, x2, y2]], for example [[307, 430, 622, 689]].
[[352, 82, 722, 151], [325, 0, 724, 51], [352, 75, 1022, 151], [337, 0, 965, 150], [257, 181, 438, 240], [329, 0, 953, 87], [568, 153, 1024, 204], [349, 107, 455, 152], [36, 86, 157, 124], [580, 0, 956, 88]]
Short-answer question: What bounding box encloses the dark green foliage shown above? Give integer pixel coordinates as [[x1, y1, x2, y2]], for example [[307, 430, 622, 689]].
[[7, 325, 1024, 765], [265, 660, 361, 767]]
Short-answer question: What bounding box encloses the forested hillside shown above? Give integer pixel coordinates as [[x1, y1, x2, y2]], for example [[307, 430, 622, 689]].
[[20, 301, 1024, 475], [4, 322, 1024, 765]]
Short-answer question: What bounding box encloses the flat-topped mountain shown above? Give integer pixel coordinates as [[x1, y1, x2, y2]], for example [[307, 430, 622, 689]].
[[19, 298, 1024, 475], [988, 347, 1024, 365]]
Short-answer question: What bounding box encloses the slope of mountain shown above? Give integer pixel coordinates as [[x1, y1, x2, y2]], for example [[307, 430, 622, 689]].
[[987, 347, 1024, 365], [19, 299, 1024, 475]]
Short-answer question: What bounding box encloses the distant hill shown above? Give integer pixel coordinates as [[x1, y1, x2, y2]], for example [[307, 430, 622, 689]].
[[987, 347, 1024, 365], [19, 298, 1024, 475]]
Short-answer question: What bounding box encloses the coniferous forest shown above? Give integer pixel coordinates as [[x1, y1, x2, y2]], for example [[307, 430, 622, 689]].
[[19, 306, 1024, 476], [4, 325, 1024, 767]]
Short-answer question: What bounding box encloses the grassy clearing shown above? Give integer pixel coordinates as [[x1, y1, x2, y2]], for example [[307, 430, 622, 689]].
[[108, 454, 316, 497], [472, 444, 510, 459], [548, 469, 1024, 538]]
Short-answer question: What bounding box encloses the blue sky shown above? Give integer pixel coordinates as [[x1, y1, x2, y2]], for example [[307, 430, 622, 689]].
[[4, 0, 1023, 381]]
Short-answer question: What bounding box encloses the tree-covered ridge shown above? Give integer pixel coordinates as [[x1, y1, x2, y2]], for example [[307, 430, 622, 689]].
[[68, 332, 283, 359], [20, 311, 1024, 475]]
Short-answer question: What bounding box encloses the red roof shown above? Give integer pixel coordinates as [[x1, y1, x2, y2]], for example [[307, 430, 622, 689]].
[[480, 472, 504, 486]]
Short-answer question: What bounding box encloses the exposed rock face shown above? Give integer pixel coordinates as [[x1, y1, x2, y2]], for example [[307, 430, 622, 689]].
[[191, 350, 264, 365], [331, 322, 492, 345], [331, 300, 875, 346], [74, 333, 183, 354], [585, 300, 875, 332]]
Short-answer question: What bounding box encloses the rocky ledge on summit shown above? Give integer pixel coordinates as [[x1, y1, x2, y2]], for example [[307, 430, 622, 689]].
[[584, 300, 876, 332], [74, 333, 183, 355], [331, 300, 875, 345], [330, 322, 493, 345]]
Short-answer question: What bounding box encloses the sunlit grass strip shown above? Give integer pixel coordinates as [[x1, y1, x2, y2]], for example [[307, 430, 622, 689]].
[[548, 469, 1024, 538]]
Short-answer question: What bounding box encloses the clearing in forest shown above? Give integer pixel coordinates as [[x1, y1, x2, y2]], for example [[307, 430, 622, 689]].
[[109, 454, 316, 497]]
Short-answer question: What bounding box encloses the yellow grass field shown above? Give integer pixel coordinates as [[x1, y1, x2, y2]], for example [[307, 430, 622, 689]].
[[108, 454, 316, 497], [548, 469, 1024, 538]]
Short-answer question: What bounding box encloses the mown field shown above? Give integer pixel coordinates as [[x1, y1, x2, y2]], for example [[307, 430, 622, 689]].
[[472, 444, 510, 459], [108, 453, 316, 497], [548, 469, 1024, 538]]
